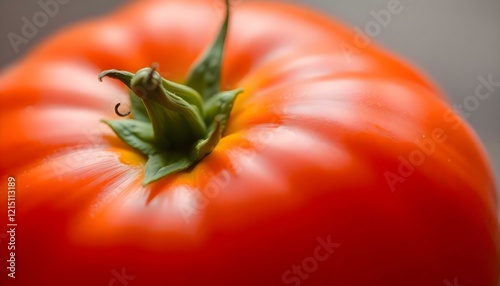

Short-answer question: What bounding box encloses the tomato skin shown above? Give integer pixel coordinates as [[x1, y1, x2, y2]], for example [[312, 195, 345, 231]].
[[0, 0, 498, 285]]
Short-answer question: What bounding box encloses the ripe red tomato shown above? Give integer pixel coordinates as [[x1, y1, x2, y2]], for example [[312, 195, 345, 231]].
[[0, 0, 498, 285]]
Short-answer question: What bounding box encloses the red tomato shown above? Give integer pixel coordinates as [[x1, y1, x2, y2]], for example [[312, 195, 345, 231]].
[[0, 0, 498, 285]]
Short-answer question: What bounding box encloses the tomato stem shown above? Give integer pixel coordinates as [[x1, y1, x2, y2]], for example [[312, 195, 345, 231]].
[[98, 0, 242, 185]]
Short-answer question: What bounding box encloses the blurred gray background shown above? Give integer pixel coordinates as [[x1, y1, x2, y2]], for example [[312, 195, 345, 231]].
[[1, 0, 499, 199]]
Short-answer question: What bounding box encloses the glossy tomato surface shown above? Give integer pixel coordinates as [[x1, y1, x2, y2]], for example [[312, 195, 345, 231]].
[[0, 0, 498, 285]]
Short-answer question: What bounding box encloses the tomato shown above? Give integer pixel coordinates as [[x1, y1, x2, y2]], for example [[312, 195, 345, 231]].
[[0, 0, 498, 285]]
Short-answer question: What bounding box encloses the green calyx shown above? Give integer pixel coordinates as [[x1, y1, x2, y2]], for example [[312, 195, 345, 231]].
[[98, 0, 242, 185]]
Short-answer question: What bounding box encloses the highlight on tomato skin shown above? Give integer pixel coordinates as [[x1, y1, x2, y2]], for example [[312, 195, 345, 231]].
[[0, 0, 498, 285]]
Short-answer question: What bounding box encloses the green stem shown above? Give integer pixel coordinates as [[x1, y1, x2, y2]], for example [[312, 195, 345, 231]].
[[100, 67, 207, 148], [98, 0, 242, 185]]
